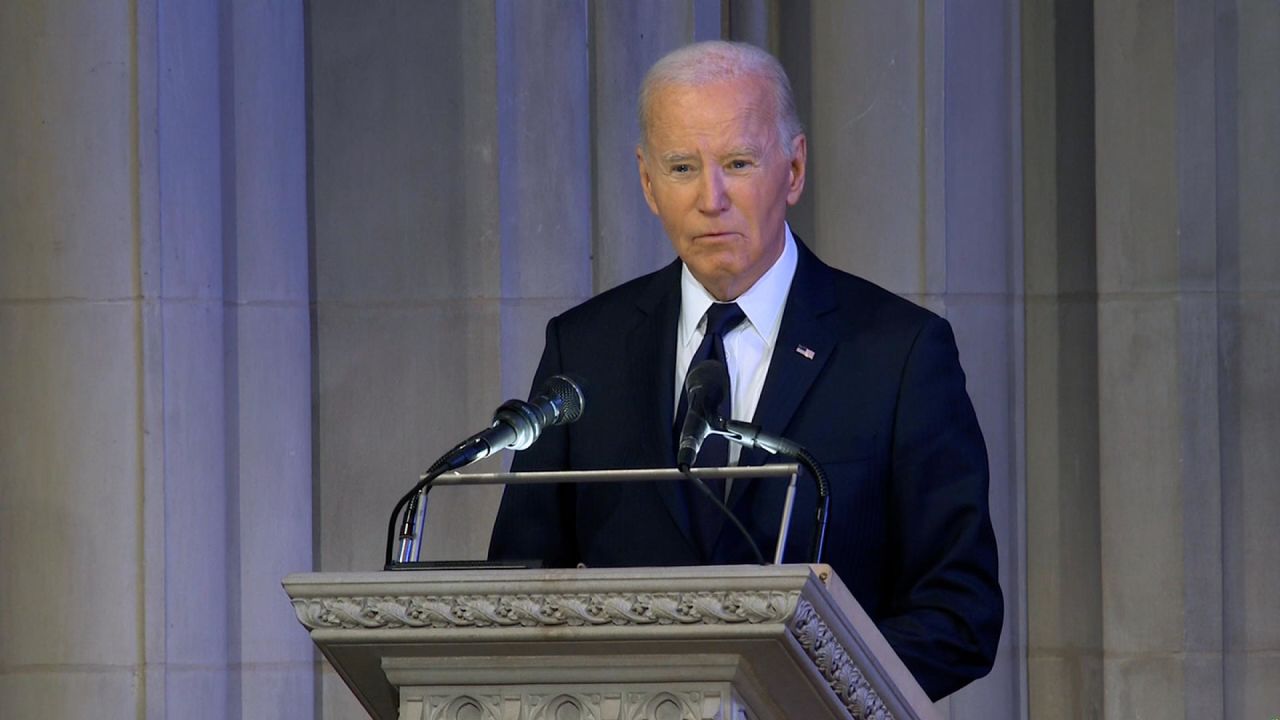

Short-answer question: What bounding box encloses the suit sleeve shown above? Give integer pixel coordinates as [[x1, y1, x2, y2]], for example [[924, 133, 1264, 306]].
[[487, 316, 581, 567], [878, 315, 1004, 700]]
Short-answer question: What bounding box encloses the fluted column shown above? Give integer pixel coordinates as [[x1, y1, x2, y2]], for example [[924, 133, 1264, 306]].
[[1024, 0, 1280, 716], [0, 1, 312, 717], [223, 1, 314, 715], [1022, 0, 1103, 717], [591, 0, 721, 293], [0, 2, 153, 716], [1221, 3, 1280, 715], [798, 2, 1025, 715], [1093, 2, 1224, 714]]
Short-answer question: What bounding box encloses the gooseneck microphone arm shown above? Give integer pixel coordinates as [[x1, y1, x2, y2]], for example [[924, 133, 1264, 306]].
[[714, 418, 831, 564], [385, 459, 448, 568]]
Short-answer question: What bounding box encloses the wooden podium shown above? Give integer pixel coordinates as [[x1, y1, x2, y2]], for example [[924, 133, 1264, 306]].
[[284, 564, 938, 720]]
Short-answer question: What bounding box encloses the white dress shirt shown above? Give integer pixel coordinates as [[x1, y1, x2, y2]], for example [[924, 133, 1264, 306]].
[[674, 224, 799, 467]]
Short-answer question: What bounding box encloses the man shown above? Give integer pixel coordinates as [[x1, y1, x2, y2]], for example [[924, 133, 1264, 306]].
[[489, 41, 1001, 701]]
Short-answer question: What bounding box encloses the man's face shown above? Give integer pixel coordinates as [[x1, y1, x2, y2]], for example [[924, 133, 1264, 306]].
[[637, 74, 807, 301]]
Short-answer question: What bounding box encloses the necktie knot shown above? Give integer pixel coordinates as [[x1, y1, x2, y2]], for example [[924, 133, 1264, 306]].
[[704, 302, 746, 340]]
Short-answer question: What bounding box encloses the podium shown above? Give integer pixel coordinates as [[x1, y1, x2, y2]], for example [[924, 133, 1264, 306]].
[[284, 564, 938, 720]]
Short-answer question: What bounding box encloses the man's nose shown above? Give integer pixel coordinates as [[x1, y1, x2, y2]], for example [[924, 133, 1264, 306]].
[[696, 168, 729, 213]]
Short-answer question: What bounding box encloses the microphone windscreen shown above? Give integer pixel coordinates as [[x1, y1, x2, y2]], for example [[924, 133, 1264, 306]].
[[685, 359, 727, 407], [543, 374, 585, 425]]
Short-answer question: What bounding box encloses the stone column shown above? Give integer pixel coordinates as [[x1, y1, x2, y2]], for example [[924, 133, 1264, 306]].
[[1221, 2, 1280, 715], [799, 2, 1026, 715], [493, 0, 594, 400], [591, 0, 722, 294], [146, 0, 232, 715], [1022, 0, 1103, 717], [308, 2, 510, 715], [1094, 2, 1225, 715], [939, 3, 1025, 715], [223, 1, 314, 715], [0, 1, 312, 717], [0, 2, 153, 715], [726, 0, 777, 49], [805, 2, 942, 303], [1048, 0, 1280, 716], [1026, 0, 1280, 716]]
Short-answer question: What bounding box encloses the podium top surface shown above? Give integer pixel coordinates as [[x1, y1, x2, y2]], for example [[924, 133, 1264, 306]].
[[284, 562, 822, 594], [284, 564, 937, 720]]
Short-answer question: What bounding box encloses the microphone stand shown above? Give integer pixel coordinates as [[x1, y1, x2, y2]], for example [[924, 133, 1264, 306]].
[[387, 432, 826, 567], [713, 419, 831, 564], [384, 460, 447, 569], [385, 464, 806, 570]]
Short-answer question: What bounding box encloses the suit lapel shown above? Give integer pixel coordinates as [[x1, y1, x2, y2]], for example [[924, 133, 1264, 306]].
[[624, 260, 696, 548], [726, 240, 838, 511], [638, 240, 841, 557]]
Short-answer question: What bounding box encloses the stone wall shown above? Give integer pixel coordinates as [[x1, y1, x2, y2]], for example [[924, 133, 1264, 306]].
[[0, 1, 313, 717], [2, 1, 1276, 718], [1024, 0, 1280, 716]]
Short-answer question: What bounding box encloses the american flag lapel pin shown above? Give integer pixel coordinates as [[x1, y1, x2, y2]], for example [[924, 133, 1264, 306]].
[[795, 345, 816, 360]]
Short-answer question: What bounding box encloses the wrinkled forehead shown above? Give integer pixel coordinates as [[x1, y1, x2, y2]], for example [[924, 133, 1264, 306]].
[[644, 78, 779, 154]]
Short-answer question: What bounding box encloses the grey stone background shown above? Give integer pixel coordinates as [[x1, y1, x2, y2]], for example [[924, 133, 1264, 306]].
[[0, 1, 1275, 718]]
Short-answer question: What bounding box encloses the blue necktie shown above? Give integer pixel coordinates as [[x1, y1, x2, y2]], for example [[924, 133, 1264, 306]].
[[674, 302, 746, 557]]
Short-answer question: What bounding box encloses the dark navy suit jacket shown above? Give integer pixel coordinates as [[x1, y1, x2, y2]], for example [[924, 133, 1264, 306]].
[[489, 240, 1003, 700]]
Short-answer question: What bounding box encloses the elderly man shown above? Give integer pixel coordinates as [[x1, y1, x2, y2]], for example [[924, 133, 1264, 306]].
[[489, 41, 1002, 700]]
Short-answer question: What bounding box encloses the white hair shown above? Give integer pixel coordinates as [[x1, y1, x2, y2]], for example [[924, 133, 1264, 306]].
[[638, 40, 803, 152]]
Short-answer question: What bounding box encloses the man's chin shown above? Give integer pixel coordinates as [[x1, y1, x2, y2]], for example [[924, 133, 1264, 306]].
[[681, 242, 742, 266], [684, 264, 752, 300]]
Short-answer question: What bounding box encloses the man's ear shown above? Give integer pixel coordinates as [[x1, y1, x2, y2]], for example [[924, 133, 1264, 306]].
[[636, 147, 660, 215], [786, 133, 807, 206]]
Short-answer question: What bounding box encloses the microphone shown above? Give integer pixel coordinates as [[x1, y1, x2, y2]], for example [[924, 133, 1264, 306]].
[[437, 374, 585, 472], [390, 375, 584, 566], [677, 359, 729, 470], [718, 419, 803, 456]]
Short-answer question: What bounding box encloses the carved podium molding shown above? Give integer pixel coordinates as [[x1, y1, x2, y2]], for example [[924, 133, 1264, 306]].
[[405, 687, 736, 720], [291, 589, 799, 631], [283, 565, 937, 720], [790, 599, 890, 719]]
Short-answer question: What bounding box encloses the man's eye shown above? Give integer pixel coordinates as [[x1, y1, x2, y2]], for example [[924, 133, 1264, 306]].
[[729, 159, 752, 170], [671, 164, 692, 174]]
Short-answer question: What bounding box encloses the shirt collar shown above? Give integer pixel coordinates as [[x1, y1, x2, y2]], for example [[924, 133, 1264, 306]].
[[679, 223, 798, 348]]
